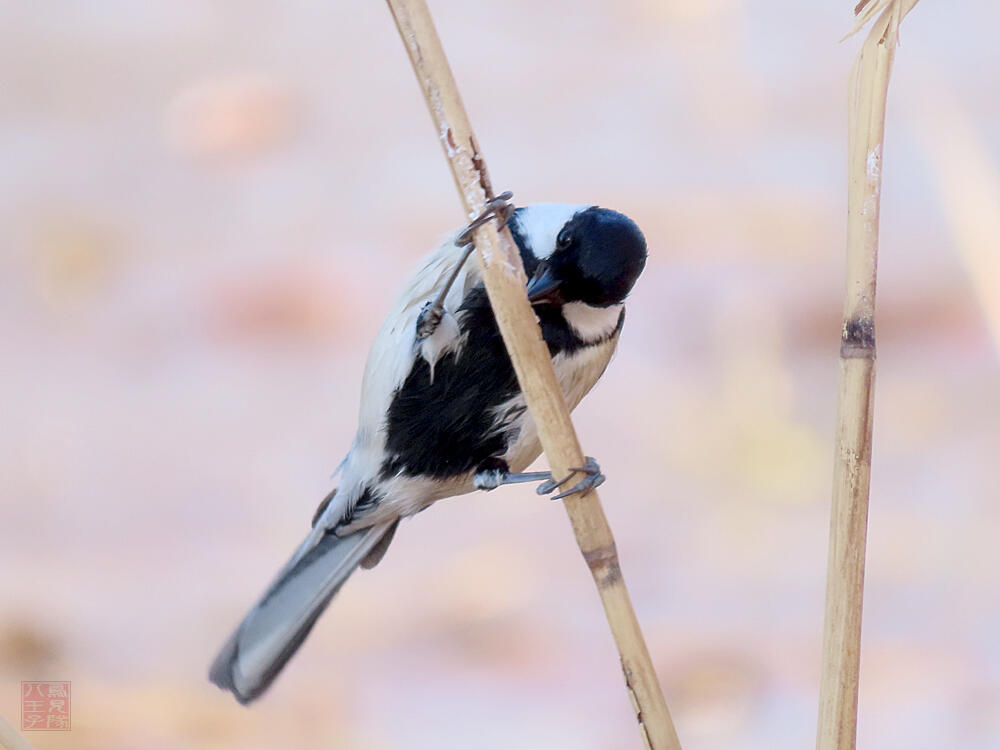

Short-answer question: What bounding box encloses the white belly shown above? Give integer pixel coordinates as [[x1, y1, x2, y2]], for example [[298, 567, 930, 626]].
[[500, 333, 619, 473]]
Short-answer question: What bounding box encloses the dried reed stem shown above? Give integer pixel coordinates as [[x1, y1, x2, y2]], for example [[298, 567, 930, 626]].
[[0, 714, 37, 750], [817, 3, 919, 749], [384, 1, 681, 747]]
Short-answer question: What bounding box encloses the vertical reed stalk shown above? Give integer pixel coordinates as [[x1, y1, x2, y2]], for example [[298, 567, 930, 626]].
[[817, 3, 919, 749], [384, 1, 682, 748]]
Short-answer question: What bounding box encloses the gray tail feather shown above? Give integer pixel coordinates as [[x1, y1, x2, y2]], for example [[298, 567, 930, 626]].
[[209, 522, 392, 704]]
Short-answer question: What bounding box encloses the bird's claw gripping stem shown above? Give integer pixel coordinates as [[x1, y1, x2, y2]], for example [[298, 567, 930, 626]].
[[537, 456, 606, 500], [454, 191, 514, 248]]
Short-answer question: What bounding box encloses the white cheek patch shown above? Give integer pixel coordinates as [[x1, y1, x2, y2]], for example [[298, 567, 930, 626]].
[[513, 203, 590, 260], [562, 302, 623, 343]]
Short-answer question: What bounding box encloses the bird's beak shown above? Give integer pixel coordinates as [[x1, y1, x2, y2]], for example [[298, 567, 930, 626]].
[[526, 263, 564, 305]]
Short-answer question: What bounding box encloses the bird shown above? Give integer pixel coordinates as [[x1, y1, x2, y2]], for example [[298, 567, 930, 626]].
[[209, 202, 648, 703]]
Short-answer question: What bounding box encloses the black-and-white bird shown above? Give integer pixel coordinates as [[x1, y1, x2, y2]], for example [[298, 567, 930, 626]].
[[209, 202, 647, 703]]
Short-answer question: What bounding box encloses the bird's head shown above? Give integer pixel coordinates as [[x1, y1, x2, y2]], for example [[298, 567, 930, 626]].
[[517, 206, 647, 308]]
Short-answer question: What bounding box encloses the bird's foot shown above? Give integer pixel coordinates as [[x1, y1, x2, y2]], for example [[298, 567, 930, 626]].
[[473, 456, 605, 500], [455, 191, 515, 247], [536, 456, 605, 500]]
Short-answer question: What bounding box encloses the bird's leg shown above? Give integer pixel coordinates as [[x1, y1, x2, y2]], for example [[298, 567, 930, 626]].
[[473, 457, 551, 491], [416, 191, 514, 341], [473, 456, 606, 500], [416, 242, 475, 340]]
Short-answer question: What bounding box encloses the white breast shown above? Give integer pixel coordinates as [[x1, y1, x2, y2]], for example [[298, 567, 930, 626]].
[[498, 332, 620, 474], [562, 302, 623, 343]]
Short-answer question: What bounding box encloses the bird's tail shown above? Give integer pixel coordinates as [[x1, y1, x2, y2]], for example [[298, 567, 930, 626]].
[[209, 520, 393, 704]]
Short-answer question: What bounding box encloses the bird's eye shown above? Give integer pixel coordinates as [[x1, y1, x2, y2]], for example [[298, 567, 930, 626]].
[[556, 229, 573, 249]]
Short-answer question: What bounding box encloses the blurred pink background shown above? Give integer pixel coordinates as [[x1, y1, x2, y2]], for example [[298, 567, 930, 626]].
[[2, 1, 999, 748]]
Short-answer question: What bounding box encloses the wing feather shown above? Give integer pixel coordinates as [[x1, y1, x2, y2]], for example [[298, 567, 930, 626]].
[[317, 233, 481, 529]]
